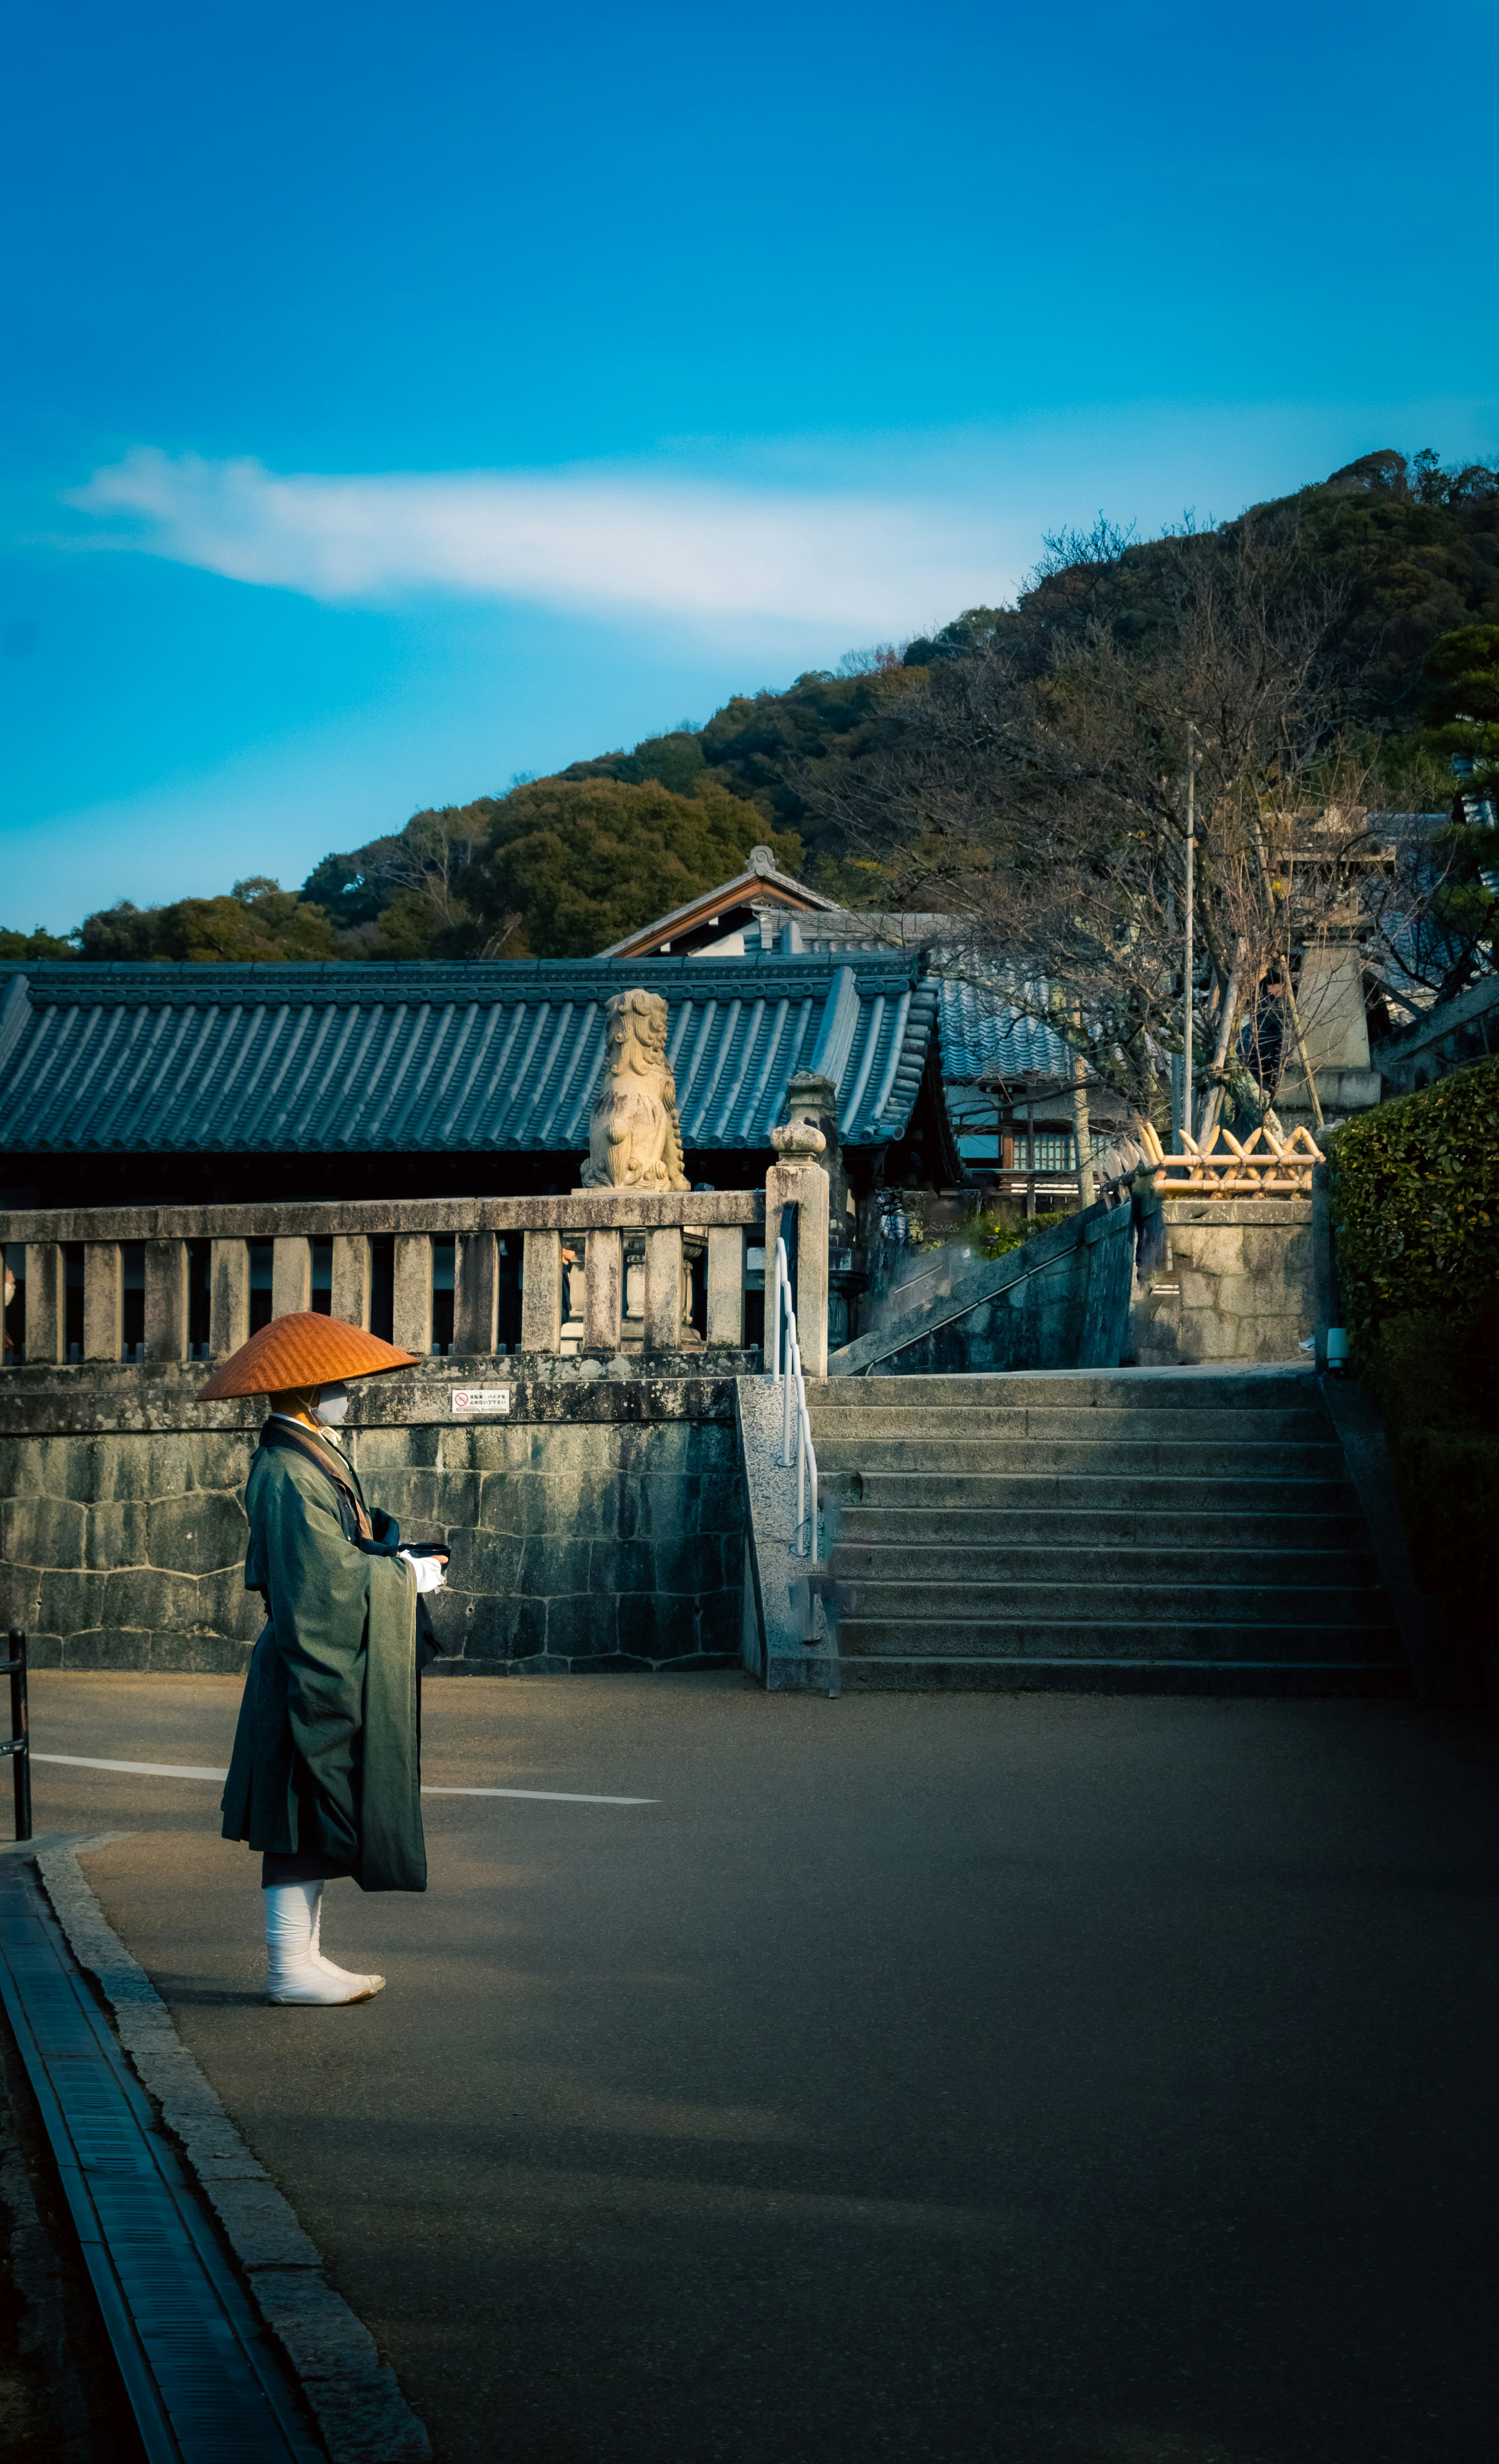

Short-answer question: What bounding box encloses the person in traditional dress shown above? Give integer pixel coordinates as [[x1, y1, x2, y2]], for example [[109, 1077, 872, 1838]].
[[199, 1313, 447, 2006]]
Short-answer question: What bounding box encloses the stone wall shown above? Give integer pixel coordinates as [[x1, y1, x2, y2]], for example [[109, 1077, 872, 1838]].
[[830, 1197, 1138, 1377], [0, 1359, 747, 1675], [830, 1190, 1316, 1376], [1128, 1200, 1313, 1365]]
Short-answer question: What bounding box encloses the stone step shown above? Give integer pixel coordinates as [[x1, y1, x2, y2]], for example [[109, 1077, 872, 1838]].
[[835, 1655, 1409, 1696], [815, 1372, 1320, 1410], [830, 1541, 1378, 1586], [834, 1505, 1370, 1549], [836, 1616, 1404, 1662], [807, 1404, 1329, 1443], [830, 1578, 1391, 1626], [834, 1471, 1357, 1514], [814, 1437, 1345, 1477]]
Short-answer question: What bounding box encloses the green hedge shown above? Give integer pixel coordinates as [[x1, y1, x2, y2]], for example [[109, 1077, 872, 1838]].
[[1358, 1310, 1499, 1645], [1325, 1057, 1499, 1339]]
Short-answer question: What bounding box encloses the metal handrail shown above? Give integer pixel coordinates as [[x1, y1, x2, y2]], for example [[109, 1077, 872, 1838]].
[[770, 1237, 819, 1558], [2, 1629, 31, 1841]]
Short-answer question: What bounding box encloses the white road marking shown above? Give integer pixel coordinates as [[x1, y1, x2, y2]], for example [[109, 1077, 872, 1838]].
[[35, 1753, 230, 1781], [421, 1786, 656, 1805], [32, 1753, 656, 1805]]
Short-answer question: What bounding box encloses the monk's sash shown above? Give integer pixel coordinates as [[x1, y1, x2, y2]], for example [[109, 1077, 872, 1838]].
[[256, 1418, 398, 1553]]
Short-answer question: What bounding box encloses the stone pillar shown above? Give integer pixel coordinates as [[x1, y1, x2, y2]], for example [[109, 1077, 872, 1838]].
[[272, 1235, 312, 1318], [392, 1234, 433, 1356], [643, 1229, 684, 1351], [582, 1229, 623, 1351], [209, 1239, 249, 1358], [84, 1244, 124, 1362], [705, 1228, 743, 1347], [23, 1242, 64, 1365], [330, 1235, 371, 1329], [143, 1238, 189, 1363], [767, 1088, 835, 1380], [520, 1230, 561, 1353], [766, 1153, 831, 1381], [454, 1232, 498, 1354]]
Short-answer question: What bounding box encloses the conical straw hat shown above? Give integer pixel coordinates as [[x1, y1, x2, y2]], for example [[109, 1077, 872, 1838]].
[[198, 1313, 421, 1401]]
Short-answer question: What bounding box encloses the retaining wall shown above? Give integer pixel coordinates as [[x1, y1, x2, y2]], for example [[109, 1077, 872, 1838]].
[[829, 1197, 1138, 1376], [0, 1356, 750, 1675], [829, 1191, 1315, 1376], [1130, 1200, 1314, 1365]]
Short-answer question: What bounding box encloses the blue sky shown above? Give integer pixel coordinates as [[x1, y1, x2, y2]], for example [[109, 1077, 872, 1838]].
[[3, 0, 1496, 933]]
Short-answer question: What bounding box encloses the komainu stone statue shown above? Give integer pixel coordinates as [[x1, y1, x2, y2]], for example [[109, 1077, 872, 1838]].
[[582, 989, 690, 1191]]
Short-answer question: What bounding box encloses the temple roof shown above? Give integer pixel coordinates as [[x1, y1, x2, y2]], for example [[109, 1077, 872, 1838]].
[[0, 953, 944, 1158], [595, 845, 840, 961], [930, 973, 1074, 1083]]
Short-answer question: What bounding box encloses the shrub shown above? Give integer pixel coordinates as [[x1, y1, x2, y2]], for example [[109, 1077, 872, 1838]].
[[1359, 1309, 1499, 1606], [1325, 1058, 1499, 1341], [976, 1210, 1070, 1261]]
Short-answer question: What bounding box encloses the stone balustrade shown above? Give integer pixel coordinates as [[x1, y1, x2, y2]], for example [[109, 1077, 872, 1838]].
[[1, 1172, 833, 1375]]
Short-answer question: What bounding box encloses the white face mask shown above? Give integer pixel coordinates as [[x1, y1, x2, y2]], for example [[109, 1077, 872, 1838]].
[[313, 1383, 350, 1427]]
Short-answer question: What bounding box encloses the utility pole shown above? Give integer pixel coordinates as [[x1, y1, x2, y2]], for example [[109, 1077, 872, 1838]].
[[1182, 723, 1197, 1147]]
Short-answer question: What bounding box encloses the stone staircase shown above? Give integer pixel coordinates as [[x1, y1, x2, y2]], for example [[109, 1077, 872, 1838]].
[[814, 1369, 1408, 1693]]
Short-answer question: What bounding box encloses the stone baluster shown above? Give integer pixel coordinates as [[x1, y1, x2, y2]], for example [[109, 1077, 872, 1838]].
[[392, 1234, 433, 1356], [23, 1242, 64, 1365], [519, 1229, 561, 1352], [330, 1235, 371, 1329], [84, 1245, 124, 1361], [643, 1228, 683, 1352], [705, 1228, 743, 1347], [143, 1238, 189, 1363], [582, 1229, 622, 1350], [209, 1240, 249, 1357], [454, 1232, 497, 1354], [272, 1235, 312, 1318]]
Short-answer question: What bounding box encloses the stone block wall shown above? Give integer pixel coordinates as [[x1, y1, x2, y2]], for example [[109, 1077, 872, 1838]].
[[0, 1362, 746, 1675], [1129, 1200, 1313, 1365], [840, 1198, 1138, 1377], [832, 1189, 1316, 1377]]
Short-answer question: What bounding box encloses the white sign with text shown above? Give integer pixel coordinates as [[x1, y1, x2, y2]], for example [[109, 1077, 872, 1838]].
[[450, 1386, 513, 1416]]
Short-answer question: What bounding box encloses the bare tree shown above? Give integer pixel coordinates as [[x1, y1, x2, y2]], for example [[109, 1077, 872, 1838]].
[[813, 512, 1373, 1139], [360, 807, 525, 959]]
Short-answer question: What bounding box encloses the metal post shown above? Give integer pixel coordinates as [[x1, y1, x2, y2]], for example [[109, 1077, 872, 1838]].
[[796, 1352, 806, 1543], [782, 1297, 794, 1465], [6, 1629, 30, 1842], [1183, 723, 1196, 1146]]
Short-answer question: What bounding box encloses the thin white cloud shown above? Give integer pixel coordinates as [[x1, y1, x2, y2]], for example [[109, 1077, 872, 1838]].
[[66, 447, 1020, 634]]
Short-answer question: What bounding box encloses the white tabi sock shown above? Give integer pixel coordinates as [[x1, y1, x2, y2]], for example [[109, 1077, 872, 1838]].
[[264, 1883, 384, 2005], [308, 1886, 386, 1992]]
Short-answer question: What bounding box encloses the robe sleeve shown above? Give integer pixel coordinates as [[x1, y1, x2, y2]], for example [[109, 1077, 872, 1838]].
[[257, 1456, 414, 1867]]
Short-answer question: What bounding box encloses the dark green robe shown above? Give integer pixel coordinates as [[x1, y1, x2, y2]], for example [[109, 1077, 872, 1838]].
[[221, 1426, 427, 1893]]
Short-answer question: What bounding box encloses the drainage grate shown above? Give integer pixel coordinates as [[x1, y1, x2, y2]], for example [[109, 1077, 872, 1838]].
[[0, 1860, 323, 2464]]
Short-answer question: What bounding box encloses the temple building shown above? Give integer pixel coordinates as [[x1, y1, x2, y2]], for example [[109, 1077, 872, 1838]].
[[0, 947, 957, 1216]]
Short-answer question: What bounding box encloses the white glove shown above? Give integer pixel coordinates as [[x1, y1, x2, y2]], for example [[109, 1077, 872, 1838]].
[[398, 1550, 447, 1595]]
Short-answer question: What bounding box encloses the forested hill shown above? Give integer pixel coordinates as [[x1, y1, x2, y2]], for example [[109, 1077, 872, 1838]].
[[7, 445, 1498, 967]]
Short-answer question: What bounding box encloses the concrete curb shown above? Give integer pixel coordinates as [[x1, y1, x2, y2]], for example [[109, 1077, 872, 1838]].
[[33, 1840, 432, 2464]]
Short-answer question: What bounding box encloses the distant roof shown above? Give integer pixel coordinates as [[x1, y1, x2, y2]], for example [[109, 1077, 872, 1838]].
[[931, 974, 1074, 1082], [0, 954, 943, 1158], [711, 912, 1078, 1082], [597, 845, 840, 961]]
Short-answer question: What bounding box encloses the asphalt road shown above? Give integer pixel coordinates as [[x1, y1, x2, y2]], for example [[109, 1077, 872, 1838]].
[[18, 1673, 1499, 2464]]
